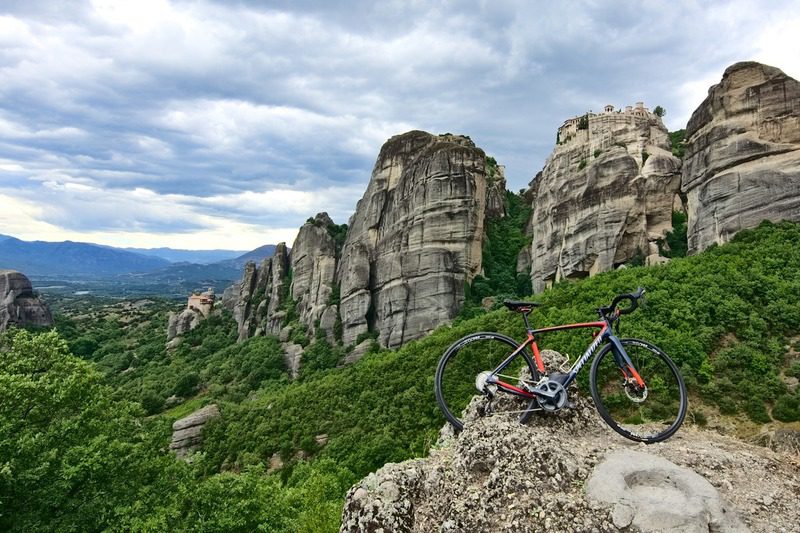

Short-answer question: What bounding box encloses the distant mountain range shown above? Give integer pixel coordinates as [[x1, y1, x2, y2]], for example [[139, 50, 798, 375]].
[[122, 247, 248, 264], [0, 236, 278, 287], [0, 236, 171, 277]]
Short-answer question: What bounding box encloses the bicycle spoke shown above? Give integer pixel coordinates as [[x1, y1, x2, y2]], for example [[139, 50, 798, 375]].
[[590, 339, 686, 443], [435, 333, 539, 431]]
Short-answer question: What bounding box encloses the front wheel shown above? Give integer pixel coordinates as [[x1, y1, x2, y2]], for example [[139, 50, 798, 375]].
[[590, 338, 687, 443], [435, 332, 540, 431]]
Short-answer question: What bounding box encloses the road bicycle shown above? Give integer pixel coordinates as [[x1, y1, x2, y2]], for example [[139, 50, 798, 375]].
[[434, 288, 687, 443]]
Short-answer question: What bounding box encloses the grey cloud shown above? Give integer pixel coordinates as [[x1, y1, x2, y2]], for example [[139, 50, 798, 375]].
[[0, 0, 797, 246]]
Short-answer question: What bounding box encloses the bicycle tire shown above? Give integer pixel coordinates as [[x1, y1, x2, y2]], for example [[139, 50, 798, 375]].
[[590, 338, 687, 443], [435, 332, 540, 431]]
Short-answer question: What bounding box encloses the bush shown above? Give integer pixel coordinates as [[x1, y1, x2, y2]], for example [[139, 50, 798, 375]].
[[174, 372, 201, 397]]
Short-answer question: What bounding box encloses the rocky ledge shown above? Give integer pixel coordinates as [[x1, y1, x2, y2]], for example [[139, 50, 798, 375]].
[[169, 404, 220, 460], [0, 269, 53, 332], [341, 394, 798, 532]]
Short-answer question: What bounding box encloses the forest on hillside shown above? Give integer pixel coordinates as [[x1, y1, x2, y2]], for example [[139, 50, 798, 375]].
[[2, 220, 800, 531]]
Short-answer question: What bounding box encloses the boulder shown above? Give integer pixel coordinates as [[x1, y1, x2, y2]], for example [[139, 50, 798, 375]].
[[169, 404, 220, 460], [282, 342, 304, 379], [586, 450, 747, 531], [166, 307, 203, 341], [342, 338, 373, 365], [0, 270, 53, 332], [681, 61, 800, 253]]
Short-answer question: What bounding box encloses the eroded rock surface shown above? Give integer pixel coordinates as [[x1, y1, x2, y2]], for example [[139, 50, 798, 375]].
[[290, 213, 338, 337], [587, 450, 747, 532], [166, 308, 203, 341], [0, 269, 53, 332], [229, 130, 498, 352], [169, 404, 220, 460], [337, 130, 488, 347], [682, 61, 800, 253], [233, 243, 289, 341], [528, 104, 681, 292], [341, 393, 798, 532]]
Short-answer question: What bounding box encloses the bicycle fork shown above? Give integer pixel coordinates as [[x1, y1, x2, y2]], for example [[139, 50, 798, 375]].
[[607, 336, 646, 388]]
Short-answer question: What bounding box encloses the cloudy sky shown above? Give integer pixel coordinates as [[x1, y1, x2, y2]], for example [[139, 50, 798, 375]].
[[1, 0, 798, 250]]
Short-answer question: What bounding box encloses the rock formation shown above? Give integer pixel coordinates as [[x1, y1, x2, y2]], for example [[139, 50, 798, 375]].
[[337, 130, 488, 347], [527, 103, 682, 292], [340, 392, 797, 532], [169, 403, 220, 460], [290, 213, 338, 337], [0, 269, 53, 332], [166, 308, 203, 342], [682, 61, 800, 253], [233, 243, 289, 341], [231, 130, 495, 352], [166, 288, 216, 342]]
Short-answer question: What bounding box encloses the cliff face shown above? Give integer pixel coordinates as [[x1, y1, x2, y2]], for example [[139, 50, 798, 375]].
[[528, 105, 682, 293], [290, 213, 338, 338], [682, 61, 800, 253], [0, 270, 53, 332], [233, 242, 290, 341], [337, 131, 488, 348]]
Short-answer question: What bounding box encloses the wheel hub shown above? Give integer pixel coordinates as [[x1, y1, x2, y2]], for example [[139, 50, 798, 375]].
[[475, 371, 497, 395]]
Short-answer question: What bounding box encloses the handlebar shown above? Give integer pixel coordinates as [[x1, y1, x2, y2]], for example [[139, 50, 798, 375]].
[[600, 287, 645, 317]]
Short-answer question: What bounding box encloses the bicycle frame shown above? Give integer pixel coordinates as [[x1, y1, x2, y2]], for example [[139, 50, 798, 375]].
[[488, 316, 645, 400]]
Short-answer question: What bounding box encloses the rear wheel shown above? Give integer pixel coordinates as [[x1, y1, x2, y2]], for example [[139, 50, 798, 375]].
[[590, 338, 687, 443], [435, 332, 540, 431]]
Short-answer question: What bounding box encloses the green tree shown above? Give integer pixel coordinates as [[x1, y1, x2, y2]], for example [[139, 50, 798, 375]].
[[0, 329, 188, 531], [653, 105, 666, 117]]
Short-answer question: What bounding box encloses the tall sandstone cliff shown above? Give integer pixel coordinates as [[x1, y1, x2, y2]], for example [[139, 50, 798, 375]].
[[682, 61, 800, 252], [232, 130, 494, 354], [233, 243, 290, 341], [528, 104, 682, 292], [337, 131, 488, 348], [0, 269, 53, 332]]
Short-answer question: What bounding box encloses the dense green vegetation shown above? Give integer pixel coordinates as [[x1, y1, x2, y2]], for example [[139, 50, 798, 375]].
[[4, 221, 800, 531], [200, 222, 800, 482], [659, 210, 689, 258], [669, 129, 686, 158], [54, 301, 289, 414], [462, 191, 532, 317], [0, 329, 352, 531]]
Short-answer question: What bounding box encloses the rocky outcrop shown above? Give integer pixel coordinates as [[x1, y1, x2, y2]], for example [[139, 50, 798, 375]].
[[169, 404, 220, 460], [527, 104, 682, 292], [166, 288, 216, 342], [166, 307, 203, 341], [484, 164, 508, 219], [233, 243, 289, 341], [586, 450, 746, 531], [290, 213, 338, 337], [340, 392, 797, 532], [337, 131, 488, 347], [682, 61, 800, 253], [229, 131, 497, 352], [0, 270, 53, 332]]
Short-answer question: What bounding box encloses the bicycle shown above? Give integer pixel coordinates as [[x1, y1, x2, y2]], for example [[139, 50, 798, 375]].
[[434, 288, 687, 443]]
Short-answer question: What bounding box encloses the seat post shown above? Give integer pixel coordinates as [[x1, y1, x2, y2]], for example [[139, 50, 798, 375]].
[[522, 310, 532, 331]]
